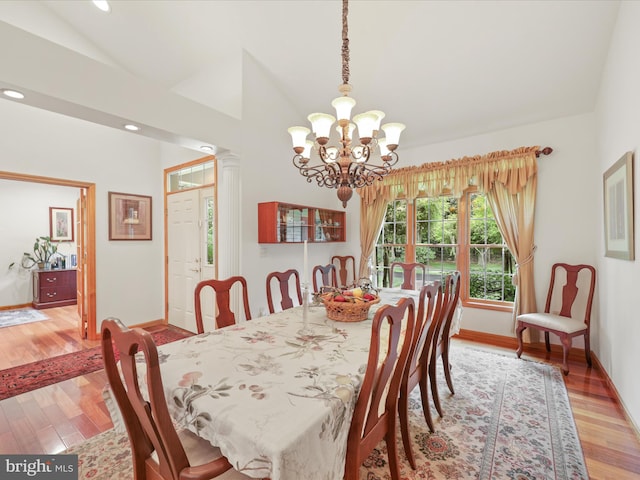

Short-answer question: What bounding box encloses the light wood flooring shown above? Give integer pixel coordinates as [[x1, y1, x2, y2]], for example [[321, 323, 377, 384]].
[[0, 306, 639, 479]]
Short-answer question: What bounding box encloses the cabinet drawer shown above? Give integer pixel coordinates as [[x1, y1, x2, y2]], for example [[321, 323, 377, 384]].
[[38, 272, 73, 287]]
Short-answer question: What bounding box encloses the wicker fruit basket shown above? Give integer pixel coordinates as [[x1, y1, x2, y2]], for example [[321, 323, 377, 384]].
[[321, 294, 380, 322]]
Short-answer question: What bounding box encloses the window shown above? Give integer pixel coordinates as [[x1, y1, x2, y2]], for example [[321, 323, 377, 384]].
[[204, 196, 215, 266], [374, 191, 515, 309]]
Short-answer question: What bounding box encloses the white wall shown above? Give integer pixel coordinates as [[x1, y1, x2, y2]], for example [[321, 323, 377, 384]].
[[594, 0, 640, 430], [0, 100, 170, 332], [398, 113, 599, 338], [0, 181, 78, 305]]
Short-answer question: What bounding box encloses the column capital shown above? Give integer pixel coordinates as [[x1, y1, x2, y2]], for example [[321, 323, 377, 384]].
[[216, 151, 241, 167]]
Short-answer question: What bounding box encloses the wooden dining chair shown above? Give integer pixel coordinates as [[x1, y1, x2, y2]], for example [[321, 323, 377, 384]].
[[344, 297, 416, 480], [331, 255, 356, 288], [390, 262, 427, 290], [399, 282, 441, 469], [266, 269, 302, 314], [101, 318, 252, 480], [516, 263, 596, 375], [312, 264, 337, 292], [195, 276, 252, 333], [429, 271, 461, 417]]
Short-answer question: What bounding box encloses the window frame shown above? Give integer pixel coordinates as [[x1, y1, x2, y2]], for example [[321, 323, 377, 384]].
[[375, 188, 514, 312]]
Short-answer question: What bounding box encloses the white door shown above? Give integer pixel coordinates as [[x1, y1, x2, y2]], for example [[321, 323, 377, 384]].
[[167, 189, 204, 331], [167, 187, 216, 331]]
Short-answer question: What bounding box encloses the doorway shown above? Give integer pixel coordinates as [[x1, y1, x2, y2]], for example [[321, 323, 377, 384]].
[[164, 157, 216, 332], [0, 171, 97, 340]]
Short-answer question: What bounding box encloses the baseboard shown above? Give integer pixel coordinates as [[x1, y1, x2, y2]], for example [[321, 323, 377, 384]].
[[0, 303, 32, 311], [591, 354, 640, 440], [130, 318, 167, 329]]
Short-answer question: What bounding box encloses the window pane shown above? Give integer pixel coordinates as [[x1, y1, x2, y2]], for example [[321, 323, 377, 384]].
[[374, 200, 408, 287], [205, 197, 215, 265], [469, 246, 515, 301]]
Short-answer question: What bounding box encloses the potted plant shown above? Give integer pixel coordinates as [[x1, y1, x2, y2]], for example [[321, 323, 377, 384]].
[[20, 236, 59, 269]]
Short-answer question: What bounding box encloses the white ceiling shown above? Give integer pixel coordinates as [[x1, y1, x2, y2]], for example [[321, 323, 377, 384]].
[[1, 0, 621, 150]]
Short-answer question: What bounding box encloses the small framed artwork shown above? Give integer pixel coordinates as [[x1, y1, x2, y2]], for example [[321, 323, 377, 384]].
[[108, 192, 152, 241], [603, 151, 634, 260], [49, 207, 74, 242]]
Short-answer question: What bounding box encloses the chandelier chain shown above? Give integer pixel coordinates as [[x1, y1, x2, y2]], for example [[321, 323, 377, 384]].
[[341, 0, 350, 86]]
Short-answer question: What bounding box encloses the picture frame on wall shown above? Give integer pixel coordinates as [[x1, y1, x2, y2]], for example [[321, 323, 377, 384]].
[[603, 151, 634, 260], [49, 207, 74, 242], [108, 191, 152, 241]]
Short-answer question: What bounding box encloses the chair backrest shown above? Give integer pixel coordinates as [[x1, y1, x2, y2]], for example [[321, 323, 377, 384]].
[[101, 318, 232, 480], [266, 269, 302, 314], [194, 276, 252, 333], [403, 282, 441, 391], [545, 263, 596, 325], [346, 297, 416, 469], [390, 262, 427, 290], [331, 255, 356, 288], [434, 271, 461, 352], [312, 264, 337, 292]]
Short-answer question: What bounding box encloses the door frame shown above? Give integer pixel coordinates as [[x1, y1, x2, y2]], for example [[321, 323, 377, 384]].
[[164, 156, 217, 324], [0, 170, 97, 340]]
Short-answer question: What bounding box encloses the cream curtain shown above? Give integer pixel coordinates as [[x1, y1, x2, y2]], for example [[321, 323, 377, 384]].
[[357, 145, 540, 323], [358, 186, 390, 279], [485, 178, 538, 329]]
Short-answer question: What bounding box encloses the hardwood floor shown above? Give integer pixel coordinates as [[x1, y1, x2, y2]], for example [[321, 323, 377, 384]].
[[0, 307, 639, 479]]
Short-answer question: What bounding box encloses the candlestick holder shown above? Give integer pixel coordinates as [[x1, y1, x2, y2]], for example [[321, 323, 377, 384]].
[[298, 282, 313, 335]]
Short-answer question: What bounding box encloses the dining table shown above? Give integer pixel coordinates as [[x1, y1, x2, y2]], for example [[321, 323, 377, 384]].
[[107, 287, 421, 480]]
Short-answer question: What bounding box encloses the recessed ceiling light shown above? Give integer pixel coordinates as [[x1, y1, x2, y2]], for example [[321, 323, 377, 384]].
[[200, 146, 214, 152], [2, 89, 25, 99], [124, 124, 140, 131], [92, 1, 111, 13]]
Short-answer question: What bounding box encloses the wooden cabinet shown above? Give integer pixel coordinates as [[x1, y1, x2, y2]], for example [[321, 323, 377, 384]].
[[32, 268, 77, 309], [258, 202, 345, 243]]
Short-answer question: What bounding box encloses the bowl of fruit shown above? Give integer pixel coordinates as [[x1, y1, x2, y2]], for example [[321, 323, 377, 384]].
[[321, 285, 380, 322]]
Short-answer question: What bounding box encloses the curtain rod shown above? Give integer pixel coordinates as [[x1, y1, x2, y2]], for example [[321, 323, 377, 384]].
[[536, 147, 553, 157]]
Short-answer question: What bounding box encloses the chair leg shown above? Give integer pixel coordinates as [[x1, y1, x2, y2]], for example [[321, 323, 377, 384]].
[[429, 356, 443, 417], [584, 331, 592, 367], [545, 331, 551, 352], [386, 418, 402, 480], [515, 322, 525, 358], [560, 334, 572, 375], [399, 387, 416, 469], [418, 374, 435, 432], [442, 343, 455, 395]]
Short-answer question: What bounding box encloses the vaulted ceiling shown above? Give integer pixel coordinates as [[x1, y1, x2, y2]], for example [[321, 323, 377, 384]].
[[0, 0, 621, 151]]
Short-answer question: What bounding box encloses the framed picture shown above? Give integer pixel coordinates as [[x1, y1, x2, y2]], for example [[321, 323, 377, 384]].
[[108, 192, 152, 241], [603, 151, 634, 260], [49, 207, 74, 242]]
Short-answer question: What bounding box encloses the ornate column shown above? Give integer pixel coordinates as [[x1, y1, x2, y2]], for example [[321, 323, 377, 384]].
[[216, 152, 244, 318]]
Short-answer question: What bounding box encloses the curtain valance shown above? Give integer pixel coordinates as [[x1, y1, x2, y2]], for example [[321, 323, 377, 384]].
[[358, 145, 540, 205]]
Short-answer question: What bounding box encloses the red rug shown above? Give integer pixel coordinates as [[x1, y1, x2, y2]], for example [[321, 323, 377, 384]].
[[0, 326, 193, 400]]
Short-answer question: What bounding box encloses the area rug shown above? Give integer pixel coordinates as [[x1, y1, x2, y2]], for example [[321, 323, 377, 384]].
[[62, 346, 589, 479], [0, 326, 193, 400], [0, 308, 48, 328]]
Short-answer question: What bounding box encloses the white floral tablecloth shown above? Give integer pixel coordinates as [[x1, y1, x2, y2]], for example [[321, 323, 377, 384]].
[[125, 289, 420, 480]]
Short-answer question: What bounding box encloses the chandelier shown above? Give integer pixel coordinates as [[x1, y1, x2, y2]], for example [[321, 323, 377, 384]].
[[287, 0, 405, 208]]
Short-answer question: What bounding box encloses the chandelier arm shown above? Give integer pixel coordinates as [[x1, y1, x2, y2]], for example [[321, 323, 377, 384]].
[[318, 145, 340, 163], [293, 155, 341, 188], [350, 145, 371, 163]]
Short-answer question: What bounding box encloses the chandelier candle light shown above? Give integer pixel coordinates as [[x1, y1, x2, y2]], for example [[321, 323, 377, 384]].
[[288, 0, 405, 208]]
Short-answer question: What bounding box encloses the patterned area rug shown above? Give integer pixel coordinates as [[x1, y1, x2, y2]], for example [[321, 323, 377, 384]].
[[63, 345, 588, 479], [0, 326, 192, 400], [0, 308, 48, 328]]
